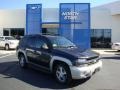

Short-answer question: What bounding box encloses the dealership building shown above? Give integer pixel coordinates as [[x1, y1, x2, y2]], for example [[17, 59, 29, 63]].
[[0, 1, 120, 48]]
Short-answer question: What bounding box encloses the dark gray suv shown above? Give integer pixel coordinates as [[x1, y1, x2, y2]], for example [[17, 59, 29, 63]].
[[16, 34, 102, 84]]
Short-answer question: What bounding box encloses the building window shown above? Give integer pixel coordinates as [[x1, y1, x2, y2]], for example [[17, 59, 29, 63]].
[[91, 29, 111, 48], [3, 28, 24, 40], [3, 29, 10, 36], [42, 28, 58, 35]]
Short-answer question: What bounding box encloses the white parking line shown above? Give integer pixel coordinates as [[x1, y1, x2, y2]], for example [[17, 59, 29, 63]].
[[0, 53, 15, 59]]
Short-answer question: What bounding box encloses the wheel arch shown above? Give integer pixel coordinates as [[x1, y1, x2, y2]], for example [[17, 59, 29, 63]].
[[5, 43, 9, 50], [5, 43, 9, 46], [18, 52, 24, 58], [17, 50, 28, 63], [50, 56, 72, 72]]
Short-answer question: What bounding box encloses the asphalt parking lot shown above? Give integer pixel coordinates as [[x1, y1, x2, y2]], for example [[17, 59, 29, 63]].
[[0, 49, 15, 57], [0, 49, 120, 90]]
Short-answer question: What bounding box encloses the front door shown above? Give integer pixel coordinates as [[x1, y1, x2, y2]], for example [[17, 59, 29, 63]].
[[26, 36, 51, 69], [34, 37, 51, 68], [26, 37, 37, 63]]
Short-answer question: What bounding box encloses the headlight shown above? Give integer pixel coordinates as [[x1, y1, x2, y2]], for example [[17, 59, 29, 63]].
[[73, 59, 87, 67]]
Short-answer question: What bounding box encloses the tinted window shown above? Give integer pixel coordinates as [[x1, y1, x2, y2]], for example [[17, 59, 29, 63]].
[[27, 37, 48, 49], [27, 37, 36, 48], [0, 37, 4, 41], [35, 37, 48, 49], [19, 37, 28, 47], [91, 29, 111, 48], [49, 36, 76, 48]]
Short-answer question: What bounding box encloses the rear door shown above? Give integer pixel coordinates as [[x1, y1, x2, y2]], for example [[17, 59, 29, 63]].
[[26, 36, 37, 63]]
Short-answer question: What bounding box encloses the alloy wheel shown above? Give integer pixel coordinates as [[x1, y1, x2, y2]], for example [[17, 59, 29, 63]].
[[56, 66, 67, 83]]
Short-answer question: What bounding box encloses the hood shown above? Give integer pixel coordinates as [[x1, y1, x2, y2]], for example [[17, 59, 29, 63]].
[[52, 47, 99, 60]]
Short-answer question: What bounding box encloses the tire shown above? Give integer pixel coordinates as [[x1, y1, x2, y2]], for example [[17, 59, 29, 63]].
[[5, 44, 9, 50], [53, 63, 72, 85], [19, 54, 27, 68]]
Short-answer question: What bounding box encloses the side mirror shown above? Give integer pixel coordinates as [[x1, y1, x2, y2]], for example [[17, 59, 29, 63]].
[[41, 44, 49, 50]]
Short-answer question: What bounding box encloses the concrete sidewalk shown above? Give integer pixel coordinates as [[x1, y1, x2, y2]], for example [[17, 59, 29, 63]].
[[0, 50, 16, 56], [92, 49, 120, 55]]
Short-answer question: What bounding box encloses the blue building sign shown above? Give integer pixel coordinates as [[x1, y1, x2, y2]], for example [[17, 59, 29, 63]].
[[59, 3, 90, 49], [26, 4, 42, 35], [26, 3, 91, 49]]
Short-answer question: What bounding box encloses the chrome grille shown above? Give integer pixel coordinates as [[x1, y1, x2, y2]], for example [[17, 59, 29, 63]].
[[86, 56, 99, 60]]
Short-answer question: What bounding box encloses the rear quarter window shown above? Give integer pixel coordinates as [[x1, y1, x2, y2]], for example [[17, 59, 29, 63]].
[[27, 37, 36, 48]]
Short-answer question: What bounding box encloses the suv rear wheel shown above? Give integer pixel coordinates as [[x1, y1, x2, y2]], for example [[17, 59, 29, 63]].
[[53, 63, 72, 85], [19, 54, 27, 68], [5, 44, 9, 50]]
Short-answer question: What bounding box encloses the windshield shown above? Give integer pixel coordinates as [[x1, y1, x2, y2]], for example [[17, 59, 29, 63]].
[[5, 37, 16, 40], [49, 36, 76, 48]]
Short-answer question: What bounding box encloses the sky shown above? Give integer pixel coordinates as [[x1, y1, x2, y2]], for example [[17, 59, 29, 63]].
[[0, 0, 119, 9]]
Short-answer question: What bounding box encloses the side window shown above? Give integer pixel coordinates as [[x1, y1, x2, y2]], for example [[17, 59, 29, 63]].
[[28, 37, 36, 48], [27, 36, 48, 49], [0, 37, 4, 41], [5, 37, 9, 40], [19, 37, 27, 47], [35, 37, 48, 49]]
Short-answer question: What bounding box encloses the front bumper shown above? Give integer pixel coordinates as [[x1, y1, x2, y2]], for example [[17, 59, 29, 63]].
[[70, 60, 102, 79]]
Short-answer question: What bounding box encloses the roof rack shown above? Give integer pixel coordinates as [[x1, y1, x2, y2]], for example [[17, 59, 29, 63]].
[[24, 33, 60, 36], [40, 33, 60, 36]]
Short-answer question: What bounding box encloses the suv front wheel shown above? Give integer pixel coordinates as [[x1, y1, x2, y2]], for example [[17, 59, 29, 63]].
[[53, 63, 72, 84], [19, 54, 27, 68]]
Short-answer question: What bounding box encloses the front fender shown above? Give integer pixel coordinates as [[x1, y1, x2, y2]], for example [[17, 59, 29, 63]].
[[17, 49, 28, 63], [50, 56, 72, 71]]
